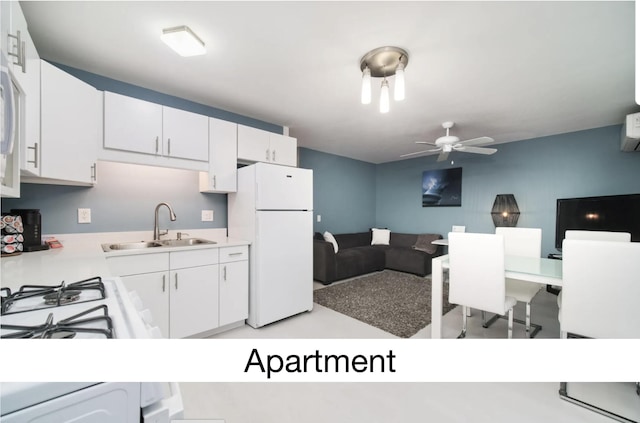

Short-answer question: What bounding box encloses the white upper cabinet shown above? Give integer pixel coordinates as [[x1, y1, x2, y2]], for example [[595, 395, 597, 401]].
[[6, 3, 42, 177], [103, 91, 162, 155], [162, 106, 208, 161], [103, 91, 209, 169], [268, 132, 297, 166], [237, 124, 297, 167], [199, 117, 237, 193], [38, 61, 99, 185]]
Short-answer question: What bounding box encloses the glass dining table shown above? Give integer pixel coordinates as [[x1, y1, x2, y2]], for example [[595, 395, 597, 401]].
[[430, 254, 563, 338]]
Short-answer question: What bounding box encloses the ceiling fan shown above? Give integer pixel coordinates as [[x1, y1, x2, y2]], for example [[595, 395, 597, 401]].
[[401, 121, 497, 162]]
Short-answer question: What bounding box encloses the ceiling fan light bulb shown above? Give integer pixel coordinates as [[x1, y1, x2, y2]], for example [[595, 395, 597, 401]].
[[379, 78, 390, 113], [394, 62, 405, 101], [361, 66, 372, 104]]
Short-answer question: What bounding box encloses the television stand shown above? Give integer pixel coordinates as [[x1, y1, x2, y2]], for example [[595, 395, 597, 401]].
[[546, 253, 562, 295]]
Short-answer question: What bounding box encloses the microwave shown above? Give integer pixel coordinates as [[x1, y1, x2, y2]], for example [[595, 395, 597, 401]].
[[1, 51, 22, 198]]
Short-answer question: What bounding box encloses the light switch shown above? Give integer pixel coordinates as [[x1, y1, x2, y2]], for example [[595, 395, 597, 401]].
[[202, 210, 214, 222], [78, 208, 91, 224], [317, 215, 322, 222]]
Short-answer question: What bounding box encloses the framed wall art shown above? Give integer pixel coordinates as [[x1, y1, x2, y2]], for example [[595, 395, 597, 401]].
[[422, 167, 462, 207]]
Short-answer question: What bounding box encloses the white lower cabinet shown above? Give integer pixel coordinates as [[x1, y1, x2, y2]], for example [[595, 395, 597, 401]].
[[219, 246, 249, 326], [107, 246, 247, 338], [169, 265, 219, 339]]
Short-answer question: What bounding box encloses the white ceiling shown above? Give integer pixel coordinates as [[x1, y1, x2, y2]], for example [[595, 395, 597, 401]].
[[21, 1, 637, 164]]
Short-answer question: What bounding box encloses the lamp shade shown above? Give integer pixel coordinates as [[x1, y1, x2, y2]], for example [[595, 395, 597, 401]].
[[491, 194, 520, 227], [361, 66, 372, 104], [379, 78, 390, 113]]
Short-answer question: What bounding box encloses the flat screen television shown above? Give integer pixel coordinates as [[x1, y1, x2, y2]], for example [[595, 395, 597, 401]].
[[555, 193, 640, 249]]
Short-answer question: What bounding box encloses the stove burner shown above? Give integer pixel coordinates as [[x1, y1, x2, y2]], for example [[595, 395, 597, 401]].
[[0, 304, 114, 339], [1, 277, 106, 315], [43, 290, 82, 305]]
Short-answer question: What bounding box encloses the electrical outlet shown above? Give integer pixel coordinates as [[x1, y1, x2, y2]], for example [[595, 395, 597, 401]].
[[317, 214, 322, 222], [78, 208, 91, 224], [201, 210, 214, 222]]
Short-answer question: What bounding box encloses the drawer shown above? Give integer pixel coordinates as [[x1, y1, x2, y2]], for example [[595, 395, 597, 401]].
[[219, 245, 248, 263], [106, 253, 169, 276], [170, 248, 218, 269]]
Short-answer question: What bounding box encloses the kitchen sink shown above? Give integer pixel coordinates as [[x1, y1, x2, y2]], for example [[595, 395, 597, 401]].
[[102, 238, 216, 252], [158, 238, 216, 247]]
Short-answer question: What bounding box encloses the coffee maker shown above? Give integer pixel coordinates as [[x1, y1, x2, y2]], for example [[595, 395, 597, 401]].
[[11, 209, 49, 252]]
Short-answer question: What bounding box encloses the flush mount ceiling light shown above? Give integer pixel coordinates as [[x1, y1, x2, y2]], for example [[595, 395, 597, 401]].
[[161, 25, 206, 57], [360, 46, 409, 113]]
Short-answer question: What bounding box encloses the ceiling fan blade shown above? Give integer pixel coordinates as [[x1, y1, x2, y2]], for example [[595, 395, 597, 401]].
[[458, 136, 494, 146], [455, 146, 497, 155], [415, 141, 437, 145], [400, 150, 432, 158], [436, 151, 450, 162]]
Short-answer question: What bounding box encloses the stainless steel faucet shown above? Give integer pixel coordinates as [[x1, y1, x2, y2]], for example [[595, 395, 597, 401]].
[[153, 202, 177, 240]]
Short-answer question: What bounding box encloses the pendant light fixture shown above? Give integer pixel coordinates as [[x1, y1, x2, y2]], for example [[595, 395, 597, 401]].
[[359, 46, 409, 113]]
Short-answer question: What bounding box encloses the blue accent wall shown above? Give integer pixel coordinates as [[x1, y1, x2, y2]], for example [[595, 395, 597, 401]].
[[375, 125, 640, 254], [2, 161, 227, 234], [299, 148, 376, 234]]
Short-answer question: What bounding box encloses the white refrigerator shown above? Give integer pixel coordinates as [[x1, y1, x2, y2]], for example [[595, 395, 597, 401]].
[[228, 162, 313, 328]]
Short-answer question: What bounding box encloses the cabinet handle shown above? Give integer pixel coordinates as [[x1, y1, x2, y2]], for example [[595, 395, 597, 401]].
[[27, 143, 38, 168], [223, 265, 227, 281], [229, 252, 243, 256], [168, 138, 171, 155], [272, 150, 276, 162], [266, 149, 270, 161], [20, 40, 26, 73], [175, 273, 178, 289], [155, 136, 159, 154], [213, 175, 216, 189], [162, 275, 166, 292], [91, 163, 97, 182], [7, 30, 25, 73]]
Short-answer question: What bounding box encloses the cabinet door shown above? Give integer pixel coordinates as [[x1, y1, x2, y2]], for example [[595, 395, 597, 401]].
[[200, 117, 237, 193], [237, 125, 270, 163], [169, 265, 219, 338], [162, 106, 208, 161], [104, 91, 162, 155], [269, 133, 297, 166], [219, 260, 249, 327], [121, 271, 170, 338], [9, 3, 41, 176], [40, 61, 99, 184]]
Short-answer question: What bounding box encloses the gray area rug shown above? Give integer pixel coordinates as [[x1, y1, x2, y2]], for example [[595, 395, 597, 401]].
[[313, 270, 456, 338]]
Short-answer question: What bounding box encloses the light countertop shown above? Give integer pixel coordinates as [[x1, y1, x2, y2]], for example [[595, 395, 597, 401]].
[[1, 229, 249, 291]]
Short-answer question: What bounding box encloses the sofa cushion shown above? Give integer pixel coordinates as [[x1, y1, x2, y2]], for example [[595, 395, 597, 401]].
[[334, 232, 371, 250], [389, 232, 418, 248], [385, 246, 431, 276], [335, 246, 386, 281], [323, 231, 339, 253], [371, 228, 391, 245]]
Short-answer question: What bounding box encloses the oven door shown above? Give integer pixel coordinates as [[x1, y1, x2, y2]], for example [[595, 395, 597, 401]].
[[0, 382, 141, 422]]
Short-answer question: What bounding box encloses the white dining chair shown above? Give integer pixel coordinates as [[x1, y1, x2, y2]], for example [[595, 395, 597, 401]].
[[559, 238, 640, 422], [560, 239, 640, 339], [448, 232, 516, 338], [565, 230, 631, 242], [484, 227, 543, 338]]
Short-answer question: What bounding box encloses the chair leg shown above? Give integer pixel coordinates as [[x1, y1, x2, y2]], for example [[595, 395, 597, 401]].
[[457, 306, 467, 339], [507, 308, 513, 339], [559, 382, 638, 423], [525, 302, 531, 338]]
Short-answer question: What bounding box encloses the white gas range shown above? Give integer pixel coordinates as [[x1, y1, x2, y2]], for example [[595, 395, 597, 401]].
[[0, 382, 183, 422], [1, 276, 157, 339]]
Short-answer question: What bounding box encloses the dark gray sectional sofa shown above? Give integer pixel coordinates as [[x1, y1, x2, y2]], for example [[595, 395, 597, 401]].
[[313, 231, 443, 284]]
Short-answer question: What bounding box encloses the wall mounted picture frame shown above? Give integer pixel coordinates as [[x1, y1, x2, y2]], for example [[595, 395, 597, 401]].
[[422, 167, 462, 207]]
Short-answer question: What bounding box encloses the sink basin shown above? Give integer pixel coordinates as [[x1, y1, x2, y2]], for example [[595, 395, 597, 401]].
[[102, 238, 215, 252], [158, 238, 216, 247], [101, 241, 163, 252]]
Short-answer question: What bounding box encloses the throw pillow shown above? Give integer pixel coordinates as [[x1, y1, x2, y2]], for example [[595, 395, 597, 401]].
[[371, 228, 391, 245], [323, 231, 339, 253]]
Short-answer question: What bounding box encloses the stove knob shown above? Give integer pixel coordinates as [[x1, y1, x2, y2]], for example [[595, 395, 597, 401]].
[[128, 291, 144, 311], [140, 309, 153, 325]]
